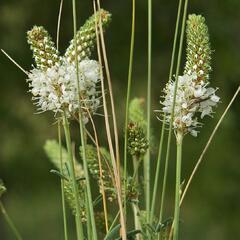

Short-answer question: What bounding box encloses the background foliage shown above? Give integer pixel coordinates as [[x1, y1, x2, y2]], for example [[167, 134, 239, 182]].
[[0, 0, 239, 239]]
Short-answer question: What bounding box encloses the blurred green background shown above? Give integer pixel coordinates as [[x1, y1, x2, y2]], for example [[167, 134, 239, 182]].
[[0, 0, 240, 239]]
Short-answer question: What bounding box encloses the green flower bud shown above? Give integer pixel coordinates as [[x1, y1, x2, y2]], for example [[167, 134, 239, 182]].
[[27, 26, 60, 70], [184, 14, 212, 83], [65, 9, 111, 63], [127, 122, 149, 158]]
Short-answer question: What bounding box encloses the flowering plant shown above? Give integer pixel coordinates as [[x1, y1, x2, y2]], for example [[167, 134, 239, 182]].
[[1, 1, 239, 240]]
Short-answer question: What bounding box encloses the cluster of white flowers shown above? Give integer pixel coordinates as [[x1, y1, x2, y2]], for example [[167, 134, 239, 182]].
[[161, 73, 220, 136], [27, 58, 101, 123]]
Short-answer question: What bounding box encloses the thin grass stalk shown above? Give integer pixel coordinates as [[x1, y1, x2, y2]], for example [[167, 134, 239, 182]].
[[173, 132, 183, 240], [87, 109, 109, 232], [123, 0, 136, 218], [1, 50, 28, 75], [180, 86, 240, 206], [96, 0, 120, 174], [56, 3, 69, 239], [85, 189, 93, 239], [158, 0, 183, 231], [150, 115, 166, 223], [56, 0, 64, 49], [0, 201, 23, 240], [132, 156, 142, 240], [145, 0, 152, 221], [93, 1, 127, 238], [170, 1, 189, 239], [71, 1, 98, 239], [62, 113, 84, 239], [58, 121, 69, 240], [108, 210, 120, 232]]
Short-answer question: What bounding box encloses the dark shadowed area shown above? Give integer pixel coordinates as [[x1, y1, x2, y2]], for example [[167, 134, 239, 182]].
[[0, 0, 240, 239]]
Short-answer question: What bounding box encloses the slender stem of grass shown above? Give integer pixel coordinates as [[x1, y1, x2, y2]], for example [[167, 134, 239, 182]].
[[87, 109, 109, 232], [109, 211, 120, 232], [173, 132, 183, 240], [123, 0, 136, 219], [71, 1, 98, 239], [150, 115, 166, 223], [94, 1, 127, 238], [158, 0, 183, 230], [0, 201, 23, 240], [58, 121, 69, 240], [168, 0, 189, 238], [180, 86, 240, 206], [56, 0, 64, 50], [56, 3, 69, 239], [85, 189, 93, 239], [77, 113, 99, 240], [145, 0, 152, 222], [62, 113, 84, 239], [132, 156, 142, 240]]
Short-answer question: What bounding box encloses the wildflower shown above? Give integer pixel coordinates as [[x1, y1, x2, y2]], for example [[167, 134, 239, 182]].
[[161, 73, 220, 136], [160, 14, 219, 137], [27, 58, 101, 123]]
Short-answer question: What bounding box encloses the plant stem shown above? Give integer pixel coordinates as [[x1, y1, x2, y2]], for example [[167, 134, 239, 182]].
[[150, 116, 166, 223], [93, 2, 127, 238], [71, 0, 98, 238], [158, 0, 183, 231], [0, 201, 23, 240], [108, 211, 120, 233], [145, 0, 152, 222], [62, 114, 84, 239], [123, 0, 136, 219], [87, 109, 109, 233], [132, 156, 142, 240], [173, 132, 183, 240], [58, 121, 69, 240]]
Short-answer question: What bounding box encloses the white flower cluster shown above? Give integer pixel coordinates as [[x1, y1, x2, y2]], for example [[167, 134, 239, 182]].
[[161, 73, 220, 136], [27, 58, 101, 123]]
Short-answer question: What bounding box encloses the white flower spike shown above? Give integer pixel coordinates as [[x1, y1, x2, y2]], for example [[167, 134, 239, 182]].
[[27, 58, 101, 123]]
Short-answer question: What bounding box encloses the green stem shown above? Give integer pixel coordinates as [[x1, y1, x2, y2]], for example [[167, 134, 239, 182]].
[[62, 114, 84, 239], [173, 132, 183, 240], [150, 116, 166, 223], [58, 121, 69, 240], [158, 0, 189, 233], [124, 0, 135, 219], [108, 210, 120, 233], [0, 201, 23, 240], [132, 156, 142, 240], [145, 0, 152, 221], [71, 0, 98, 239], [85, 189, 93, 239]]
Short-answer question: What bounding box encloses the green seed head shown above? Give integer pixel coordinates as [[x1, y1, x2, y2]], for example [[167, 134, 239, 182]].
[[127, 122, 149, 158], [65, 9, 112, 63], [27, 26, 60, 70], [184, 14, 212, 83]]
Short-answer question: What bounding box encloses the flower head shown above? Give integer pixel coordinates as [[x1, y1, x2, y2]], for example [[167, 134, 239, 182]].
[[27, 58, 101, 123], [161, 73, 220, 136]]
